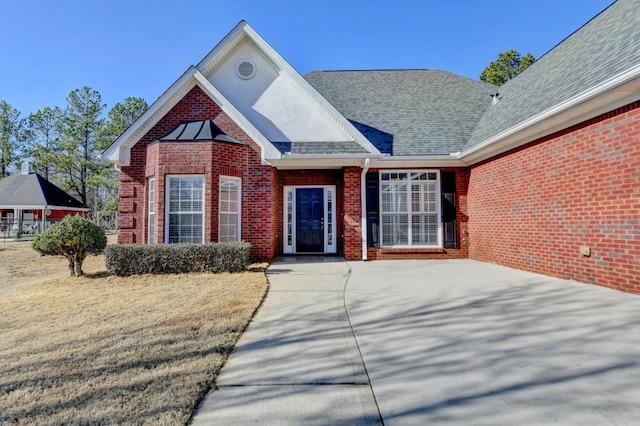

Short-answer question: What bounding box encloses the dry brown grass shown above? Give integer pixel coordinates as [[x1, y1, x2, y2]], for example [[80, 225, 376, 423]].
[[0, 238, 267, 425]]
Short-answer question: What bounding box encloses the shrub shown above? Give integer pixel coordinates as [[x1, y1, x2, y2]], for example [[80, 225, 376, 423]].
[[104, 241, 251, 276], [32, 215, 107, 277]]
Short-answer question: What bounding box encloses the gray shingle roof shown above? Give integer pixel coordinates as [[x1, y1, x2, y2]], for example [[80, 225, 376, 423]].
[[466, 0, 640, 150], [305, 69, 495, 156], [272, 141, 369, 155], [0, 173, 84, 208]]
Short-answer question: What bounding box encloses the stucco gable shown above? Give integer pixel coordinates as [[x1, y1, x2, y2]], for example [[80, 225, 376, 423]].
[[103, 21, 380, 168], [196, 21, 380, 155]]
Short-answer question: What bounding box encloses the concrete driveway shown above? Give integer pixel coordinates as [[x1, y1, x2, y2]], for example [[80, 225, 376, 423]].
[[193, 258, 640, 425], [346, 259, 640, 425]]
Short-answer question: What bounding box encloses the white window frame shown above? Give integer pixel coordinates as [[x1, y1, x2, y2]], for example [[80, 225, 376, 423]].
[[283, 185, 337, 254], [379, 170, 442, 248], [218, 176, 242, 242], [148, 177, 155, 244], [164, 175, 205, 244]]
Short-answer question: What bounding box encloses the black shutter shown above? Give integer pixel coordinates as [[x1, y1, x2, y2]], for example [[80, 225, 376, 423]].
[[441, 172, 456, 248], [366, 172, 380, 248]]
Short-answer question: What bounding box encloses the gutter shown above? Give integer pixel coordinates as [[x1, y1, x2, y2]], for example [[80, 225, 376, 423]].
[[361, 158, 370, 261], [279, 152, 386, 159]]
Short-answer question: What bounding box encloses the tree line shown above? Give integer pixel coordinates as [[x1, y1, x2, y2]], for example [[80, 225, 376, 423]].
[[0, 88, 147, 217]]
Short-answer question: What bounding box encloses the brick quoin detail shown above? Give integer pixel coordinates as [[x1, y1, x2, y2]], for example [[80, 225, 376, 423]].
[[468, 101, 640, 294]]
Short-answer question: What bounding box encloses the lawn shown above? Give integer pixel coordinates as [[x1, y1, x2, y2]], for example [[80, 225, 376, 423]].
[[0, 238, 268, 425]]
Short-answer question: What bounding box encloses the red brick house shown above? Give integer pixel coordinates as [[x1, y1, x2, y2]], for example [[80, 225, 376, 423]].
[[104, 0, 640, 292], [0, 163, 88, 237]]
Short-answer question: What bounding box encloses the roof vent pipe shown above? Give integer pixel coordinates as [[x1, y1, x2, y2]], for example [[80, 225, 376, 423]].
[[491, 92, 500, 106]]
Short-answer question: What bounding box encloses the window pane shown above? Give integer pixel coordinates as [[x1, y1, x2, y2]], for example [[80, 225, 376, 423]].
[[219, 177, 241, 242], [380, 171, 440, 247], [412, 214, 438, 245], [382, 214, 408, 245], [167, 176, 204, 243]]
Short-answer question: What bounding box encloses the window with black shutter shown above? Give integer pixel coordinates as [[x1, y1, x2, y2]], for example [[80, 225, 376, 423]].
[[441, 171, 456, 248], [366, 172, 380, 247]]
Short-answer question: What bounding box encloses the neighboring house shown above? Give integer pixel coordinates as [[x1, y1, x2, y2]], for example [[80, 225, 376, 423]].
[[0, 163, 88, 237], [104, 0, 640, 293]]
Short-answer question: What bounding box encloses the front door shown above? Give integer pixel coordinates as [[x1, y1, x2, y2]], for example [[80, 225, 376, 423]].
[[295, 188, 324, 252]]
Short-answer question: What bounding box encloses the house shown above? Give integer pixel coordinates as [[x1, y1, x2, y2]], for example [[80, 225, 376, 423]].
[[0, 163, 88, 237], [104, 0, 640, 293]]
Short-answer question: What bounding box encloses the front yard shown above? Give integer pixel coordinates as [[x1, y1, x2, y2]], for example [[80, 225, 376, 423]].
[[0, 239, 267, 424]]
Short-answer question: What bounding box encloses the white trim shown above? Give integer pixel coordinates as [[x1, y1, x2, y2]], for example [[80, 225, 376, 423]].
[[164, 175, 205, 244], [218, 175, 242, 242], [283, 185, 337, 254], [373, 156, 466, 168], [458, 64, 640, 164], [147, 177, 155, 244], [379, 170, 442, 248]]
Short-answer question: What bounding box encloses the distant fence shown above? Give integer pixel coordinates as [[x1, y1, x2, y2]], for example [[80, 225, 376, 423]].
[[0, 218, 60, 240], [95, 211, 118, 233], [0, 212, 118, 240]]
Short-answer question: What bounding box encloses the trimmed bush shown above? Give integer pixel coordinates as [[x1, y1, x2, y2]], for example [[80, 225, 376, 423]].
[[32, 215, 107, 277], [104, 242, 251, 276]]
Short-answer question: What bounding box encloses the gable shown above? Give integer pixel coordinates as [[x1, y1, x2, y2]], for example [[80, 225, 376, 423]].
[[196, 22, 380, 156], [201, 39, 350, 144], [104, 22, 380, 167]]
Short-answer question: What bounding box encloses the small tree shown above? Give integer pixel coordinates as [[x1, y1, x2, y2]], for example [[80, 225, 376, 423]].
[[32, 215, 107, 277], [480, 49, 536, 86]]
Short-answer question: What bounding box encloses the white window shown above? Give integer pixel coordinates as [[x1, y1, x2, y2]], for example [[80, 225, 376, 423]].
[[380, 171, 440, 247], [219, 176, 241, 242], [166, 176, 204, 243], [148, 178, 155, 244]]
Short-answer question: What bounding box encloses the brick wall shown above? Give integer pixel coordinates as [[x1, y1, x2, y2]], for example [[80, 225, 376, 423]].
[[364, 167, 470, 261], [343, 167, 362, 260], [118, 85, 278, 262], [468, 101, 640, 293]]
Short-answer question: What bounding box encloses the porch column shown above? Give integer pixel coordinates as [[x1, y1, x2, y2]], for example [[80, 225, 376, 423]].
[[343, 167, 362, 260]]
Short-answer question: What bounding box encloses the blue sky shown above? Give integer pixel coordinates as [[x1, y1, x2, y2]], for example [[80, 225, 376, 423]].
[[1, 0, 614, 116]]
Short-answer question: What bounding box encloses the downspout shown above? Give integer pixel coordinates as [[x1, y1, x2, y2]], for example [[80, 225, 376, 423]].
[[361, 158, 370, 261]]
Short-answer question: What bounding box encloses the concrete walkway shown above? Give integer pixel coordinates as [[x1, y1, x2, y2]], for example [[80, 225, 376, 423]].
[[193, 257, 640, 425], [192, 256, 381, 425]]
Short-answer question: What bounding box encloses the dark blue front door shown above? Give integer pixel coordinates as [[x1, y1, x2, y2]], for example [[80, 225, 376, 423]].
[[296, 188, 324, 252]]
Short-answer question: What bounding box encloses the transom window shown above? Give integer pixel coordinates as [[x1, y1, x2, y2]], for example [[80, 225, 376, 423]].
[[380, 171, 440, 246], [166, 176, 204, 243], [219, 176, 241, 242]]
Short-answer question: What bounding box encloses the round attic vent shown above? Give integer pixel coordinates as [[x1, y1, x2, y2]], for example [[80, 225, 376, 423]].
[[236, 60, 256, 79]]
